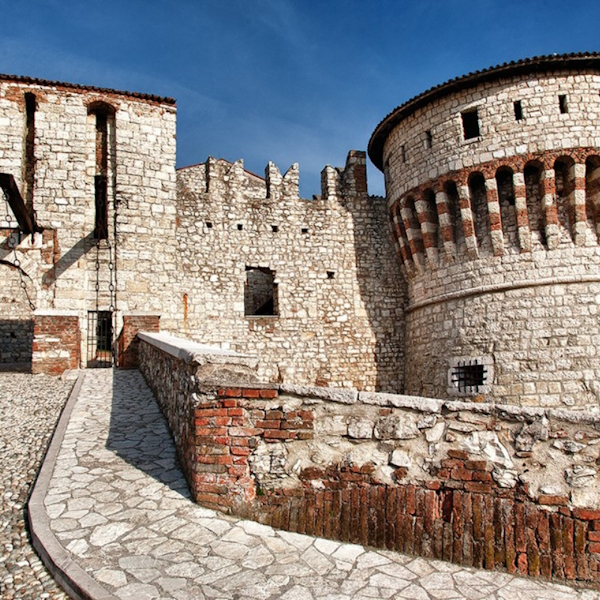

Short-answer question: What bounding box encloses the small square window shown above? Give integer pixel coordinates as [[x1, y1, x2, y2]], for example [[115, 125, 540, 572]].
[[326, 271, 335, 279], [205, 221, 213, 229], [271, 225, 278, 233], [237, 223, 243, 231], [301, 227, 309, 234], [461, 109, 480, 140]]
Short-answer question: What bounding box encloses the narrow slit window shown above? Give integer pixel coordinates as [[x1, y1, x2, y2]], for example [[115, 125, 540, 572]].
[[461, 109, 480, 140], [424, 130, 433, 149], [559, 94, 568, 114], [513, 100, 523, 121], [24, 93, 36, 210], [88, 103, 115, 240], [400, 145, 406, 163], [245, 267, 277, 316]]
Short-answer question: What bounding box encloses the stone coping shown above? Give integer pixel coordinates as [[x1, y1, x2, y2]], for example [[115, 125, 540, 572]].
[[34, 309, 79, 317], [137, 332, 258, 368], [140, 332, 600, 425]]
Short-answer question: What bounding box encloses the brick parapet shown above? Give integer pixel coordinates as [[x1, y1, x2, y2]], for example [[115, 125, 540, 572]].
[[117, 314, 160, 369], [31, 312, 80, 375], [138, 331, 600, 586]]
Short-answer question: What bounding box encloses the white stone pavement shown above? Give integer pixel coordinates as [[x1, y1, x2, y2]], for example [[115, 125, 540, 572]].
[[29, 369, 600, 600]]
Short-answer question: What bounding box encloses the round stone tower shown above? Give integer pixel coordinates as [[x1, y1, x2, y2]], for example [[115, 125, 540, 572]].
[[369, 53, 600, 407]]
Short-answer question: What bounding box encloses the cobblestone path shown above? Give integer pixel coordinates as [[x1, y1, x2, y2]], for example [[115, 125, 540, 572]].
[[35, 369, 600, 599], [0, 372, 71, 599]]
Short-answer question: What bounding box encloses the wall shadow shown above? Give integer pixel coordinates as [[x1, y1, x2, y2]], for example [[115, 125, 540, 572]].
[[344, 192, 408, 393], [105, 368, 191, 499], [0, 319, 33, 370]]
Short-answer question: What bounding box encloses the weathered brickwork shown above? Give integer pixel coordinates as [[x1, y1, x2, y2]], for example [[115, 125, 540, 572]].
[[117, 313, 160, 368], [139, 332, 600, 586], [369, 53, 600, 404], [31, 311, 80, 375]]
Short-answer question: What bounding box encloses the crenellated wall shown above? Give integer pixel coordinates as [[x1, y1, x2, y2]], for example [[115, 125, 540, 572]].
[[176, 151, 406, 391]]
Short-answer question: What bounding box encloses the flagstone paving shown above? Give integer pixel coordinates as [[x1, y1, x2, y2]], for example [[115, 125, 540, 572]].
[[24, 369, 600, 598]]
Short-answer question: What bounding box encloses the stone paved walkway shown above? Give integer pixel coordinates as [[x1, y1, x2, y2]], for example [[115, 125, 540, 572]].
[[31, 369, 600, 599], [0, 372, 71, 599]]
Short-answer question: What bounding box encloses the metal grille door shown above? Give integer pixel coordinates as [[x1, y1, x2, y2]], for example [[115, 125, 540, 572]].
[[87, 310, 113, 368]]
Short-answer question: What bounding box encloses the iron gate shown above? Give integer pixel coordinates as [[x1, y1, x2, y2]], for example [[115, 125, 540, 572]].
[[87, 310, 113, 367]]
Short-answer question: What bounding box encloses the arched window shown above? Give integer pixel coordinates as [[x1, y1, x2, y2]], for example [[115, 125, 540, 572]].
[[585, 156, 600, 244], [468, 172, 491, 255], [444, 180, 463, 255], [423, 188, 441, 252], [554, 156, 575, 244]]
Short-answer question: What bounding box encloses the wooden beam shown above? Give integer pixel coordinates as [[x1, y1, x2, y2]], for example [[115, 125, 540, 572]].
[[0, 173, 39, 234]]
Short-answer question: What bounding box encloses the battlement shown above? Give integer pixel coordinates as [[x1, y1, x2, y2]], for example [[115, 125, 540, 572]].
[[177, 150, 368, 207]]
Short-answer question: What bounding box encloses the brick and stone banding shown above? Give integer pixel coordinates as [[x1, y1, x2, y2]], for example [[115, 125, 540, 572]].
[[139, 331, 600, 588]]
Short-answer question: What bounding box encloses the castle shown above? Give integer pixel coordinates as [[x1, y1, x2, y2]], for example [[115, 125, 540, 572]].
[[3, 52, 600, 409]]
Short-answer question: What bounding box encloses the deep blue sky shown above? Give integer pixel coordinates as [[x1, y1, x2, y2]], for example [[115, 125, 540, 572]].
[[1, 0, 599, 196]]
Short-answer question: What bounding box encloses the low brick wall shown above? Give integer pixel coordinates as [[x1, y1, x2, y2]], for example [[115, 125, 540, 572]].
[[31, 311, 80, 375], [138, 331, 600, 587], [118, 314, 160, 368]]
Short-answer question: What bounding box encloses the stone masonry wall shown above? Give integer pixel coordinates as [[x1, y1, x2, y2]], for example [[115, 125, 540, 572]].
[[139, 332, 600, 587], [381, 70, 600, 200], [375, 65, 600, 405], [0, 77, 178, 365], [176, 151, 406, 392]]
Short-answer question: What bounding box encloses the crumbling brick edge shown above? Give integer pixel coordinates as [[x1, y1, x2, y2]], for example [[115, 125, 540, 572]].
[[138, 331, 600, 588]]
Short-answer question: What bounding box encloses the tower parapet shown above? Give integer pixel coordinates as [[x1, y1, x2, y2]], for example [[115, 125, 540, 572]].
[[369, 53, 600, 407]]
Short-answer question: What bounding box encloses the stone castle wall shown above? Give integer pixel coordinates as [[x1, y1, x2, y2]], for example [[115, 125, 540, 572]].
[[139, 332, 600, 587], [371, 60, 600, 406], [0, 76, 405, 390], [176, 151, 405, 391], [0, 77, 178, 365]]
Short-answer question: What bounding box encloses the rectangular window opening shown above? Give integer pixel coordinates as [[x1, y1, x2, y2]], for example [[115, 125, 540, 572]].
[[245, 266, 278, 317], [24, 93, 36, 211], [271, 225, 278, 232], [400, 145, 406, 163], [513, 100, 523, 121], [559, 94, 568, 114], [461, 109, 480, 140], [237, 223, 243, 231], [451, 359, 487, 394]]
